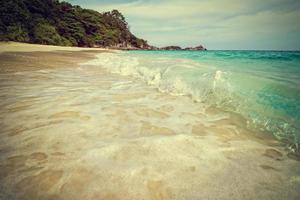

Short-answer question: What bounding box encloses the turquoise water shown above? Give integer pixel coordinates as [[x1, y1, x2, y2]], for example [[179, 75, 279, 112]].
[[94, 50, 300, 151]]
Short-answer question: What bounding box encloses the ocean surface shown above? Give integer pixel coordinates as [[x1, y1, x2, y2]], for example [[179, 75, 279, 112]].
[[89, 50, 300, 152]]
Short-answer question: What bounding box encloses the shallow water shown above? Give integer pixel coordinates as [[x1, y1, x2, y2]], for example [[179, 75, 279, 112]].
[[0, 51, 299, 199], [87, 50, 300, 151]]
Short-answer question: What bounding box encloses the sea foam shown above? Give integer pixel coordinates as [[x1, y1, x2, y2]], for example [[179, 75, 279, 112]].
[[86, 51, 300, 152]]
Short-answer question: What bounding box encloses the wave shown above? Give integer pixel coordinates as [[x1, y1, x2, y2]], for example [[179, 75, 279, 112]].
[[85, 53, 234, 104], [85, 52, 300, 153]]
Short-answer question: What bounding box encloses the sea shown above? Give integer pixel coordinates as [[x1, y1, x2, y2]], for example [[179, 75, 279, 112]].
[[88, 50, 300, 152]]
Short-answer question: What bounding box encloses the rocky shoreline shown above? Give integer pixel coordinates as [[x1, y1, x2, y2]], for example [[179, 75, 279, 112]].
[[111, 44, 207, 51], [160, 45, 207, 51]]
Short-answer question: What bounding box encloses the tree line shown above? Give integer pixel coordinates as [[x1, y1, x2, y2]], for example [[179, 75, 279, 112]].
[[0, 0, 149, 48]]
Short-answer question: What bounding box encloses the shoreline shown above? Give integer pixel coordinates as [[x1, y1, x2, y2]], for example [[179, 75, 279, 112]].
[[0, 42, 113, 53], [0, 41, 208, 52], [0, 43, 299, 200]]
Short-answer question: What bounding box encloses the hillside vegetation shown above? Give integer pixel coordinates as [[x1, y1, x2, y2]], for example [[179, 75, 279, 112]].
[[0, 0, 149, 48]]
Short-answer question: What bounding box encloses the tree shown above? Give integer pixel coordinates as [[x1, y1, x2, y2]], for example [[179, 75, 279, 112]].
[[0, 0, 149, 48], [5, 25, 29, 42], [33, 22, 66, 45]]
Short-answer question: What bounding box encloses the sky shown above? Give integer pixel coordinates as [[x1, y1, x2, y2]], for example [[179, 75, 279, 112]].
[[66, 0, 300, 50]]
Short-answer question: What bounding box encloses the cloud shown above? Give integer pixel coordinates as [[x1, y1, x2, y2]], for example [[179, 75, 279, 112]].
[[66, 0, 300, 50], [94, 0, 300, 19]]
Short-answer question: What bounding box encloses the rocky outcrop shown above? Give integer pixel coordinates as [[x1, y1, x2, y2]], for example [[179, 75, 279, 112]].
[[111, 44, 158, 50], [184, 45, 207, 51], [157, 45, 207, 51], [160, 46, 183, 50], [118, 44, 207, 51]]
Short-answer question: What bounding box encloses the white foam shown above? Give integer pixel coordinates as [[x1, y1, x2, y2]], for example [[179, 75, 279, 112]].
[[85, 53, 235, 106]]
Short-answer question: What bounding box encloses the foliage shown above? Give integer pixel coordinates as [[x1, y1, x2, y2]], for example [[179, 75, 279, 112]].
[[0, 0, 149, 48], [33, 22, 68, 45], [2, 25, 30, 42]]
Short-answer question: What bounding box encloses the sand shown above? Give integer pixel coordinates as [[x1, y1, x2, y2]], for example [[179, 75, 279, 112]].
[[0, 42, 110, 53], [0, 42, 299, 200]]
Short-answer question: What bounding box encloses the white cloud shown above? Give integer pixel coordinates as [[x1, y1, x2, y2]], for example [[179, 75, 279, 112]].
[[70, 0, 300, 50]]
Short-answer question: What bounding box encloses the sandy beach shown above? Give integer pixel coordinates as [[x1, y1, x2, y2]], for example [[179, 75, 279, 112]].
[[0, 42, 299, 200]]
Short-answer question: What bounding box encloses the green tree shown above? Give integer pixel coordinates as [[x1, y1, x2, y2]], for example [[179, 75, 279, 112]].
[[0, 0, 149, 48], [33, 22, 65, 45], [5, 25, 30, 42]]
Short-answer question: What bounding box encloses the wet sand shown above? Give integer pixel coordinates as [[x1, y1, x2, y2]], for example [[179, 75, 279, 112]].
[[0, 43, 299, 200]]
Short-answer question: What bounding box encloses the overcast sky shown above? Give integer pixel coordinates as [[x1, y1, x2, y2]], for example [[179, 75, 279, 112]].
[[66, 0, 300, 50]]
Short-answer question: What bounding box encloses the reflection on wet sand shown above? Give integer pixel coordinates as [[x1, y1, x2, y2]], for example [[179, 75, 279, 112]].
[[0, 50, 299, 200]]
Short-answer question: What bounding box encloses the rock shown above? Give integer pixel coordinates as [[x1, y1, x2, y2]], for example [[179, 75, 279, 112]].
[[184, 45, 207, 51], [158, 45, 207, 51], [112, 44, 159, 51], [121, 44, 207, 51], [160, 46, 183, 50], [148, 46, 160, 50]]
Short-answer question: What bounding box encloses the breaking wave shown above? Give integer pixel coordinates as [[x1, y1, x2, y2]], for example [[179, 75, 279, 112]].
[[85, 51, 300, 153]]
